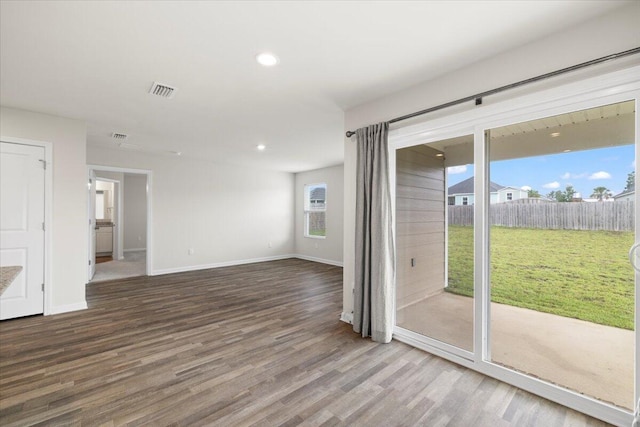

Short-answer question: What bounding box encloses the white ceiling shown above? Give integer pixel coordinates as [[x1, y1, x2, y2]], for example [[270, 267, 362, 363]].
[[0, 1, 630, 172]]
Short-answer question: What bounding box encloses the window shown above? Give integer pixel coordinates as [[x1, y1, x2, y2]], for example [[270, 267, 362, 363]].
[[462, 196, 468, 206], [506, 192, 513, 201], [448, 196, 455, 206], [304, 183, 326, 238]]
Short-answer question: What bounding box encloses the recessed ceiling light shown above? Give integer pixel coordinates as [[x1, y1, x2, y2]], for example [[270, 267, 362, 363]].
[[256, 53, 279, 67], [257, 144, 266, 151], [550, 132, 561, 138], [563, 149, 571, 153], [436, 153, 444, 157]]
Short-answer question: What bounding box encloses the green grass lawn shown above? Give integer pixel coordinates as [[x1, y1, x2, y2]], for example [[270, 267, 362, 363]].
[[446, 225, 635, 330]]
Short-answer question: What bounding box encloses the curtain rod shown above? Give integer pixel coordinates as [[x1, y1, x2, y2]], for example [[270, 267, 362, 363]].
[[345, 47, 640, 138]]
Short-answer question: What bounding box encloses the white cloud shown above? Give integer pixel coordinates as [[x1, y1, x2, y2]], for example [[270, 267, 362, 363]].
[[588, 171, 612, 180], [520, 185, 531, 191], [543, 181, 560, 189], [447, 165, 467, 174], [561, 172, 587, 180]]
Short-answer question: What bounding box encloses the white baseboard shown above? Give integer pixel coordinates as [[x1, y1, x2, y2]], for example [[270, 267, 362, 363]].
[[295, 254, 343, 267], [124, 248, 146, 252], [151, 254, 296, 276], [48, 301, 88, 315], [151, 254, 343, 276], [340, 311, 353, 324]]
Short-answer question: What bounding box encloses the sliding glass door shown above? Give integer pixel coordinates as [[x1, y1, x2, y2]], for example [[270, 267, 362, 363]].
[[487, 100, 636, 411], [391, 77, 639, 425], [395, 136, 475, 353]]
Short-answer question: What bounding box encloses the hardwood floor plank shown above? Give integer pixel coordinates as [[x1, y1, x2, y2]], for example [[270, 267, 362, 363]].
[[0, 259, 613, 426]]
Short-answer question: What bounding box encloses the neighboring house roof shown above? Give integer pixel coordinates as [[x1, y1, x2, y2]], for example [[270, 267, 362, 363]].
[[448, 176, 504, 194], [310, 187, 326, 201], [497, 186, 525, 193], [613, 189, 635, 199], [613, 183, 634, 199]]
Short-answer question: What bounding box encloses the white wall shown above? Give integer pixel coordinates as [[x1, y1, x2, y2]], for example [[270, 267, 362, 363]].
[[0, 106, 87, 312], [295, 165, 344, 266], [123, 174, 147, 251], [87, 146, 295, 274], [342, 4, 640, 320]]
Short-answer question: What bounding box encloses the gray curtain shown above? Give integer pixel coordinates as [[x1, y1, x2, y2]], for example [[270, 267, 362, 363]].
[[353, 122, 395, 343]]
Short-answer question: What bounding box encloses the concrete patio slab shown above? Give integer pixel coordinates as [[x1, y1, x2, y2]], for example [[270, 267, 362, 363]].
[[397, 292, 634, 411]]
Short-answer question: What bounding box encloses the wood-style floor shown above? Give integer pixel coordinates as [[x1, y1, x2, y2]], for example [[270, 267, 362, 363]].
[[0, 259, 611, 426]]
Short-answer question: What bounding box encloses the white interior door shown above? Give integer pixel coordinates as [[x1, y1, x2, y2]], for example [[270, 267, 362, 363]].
[[0, 142, 45, 320], [88, 170, 96, 280]]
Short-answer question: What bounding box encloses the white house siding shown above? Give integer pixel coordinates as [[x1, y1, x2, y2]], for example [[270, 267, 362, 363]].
[[614, 191, 634, 202], [396, 145, 446, 309], [451, 192, 501, 205], [454, 194, 475, 205], [497, 187, 528, 203]]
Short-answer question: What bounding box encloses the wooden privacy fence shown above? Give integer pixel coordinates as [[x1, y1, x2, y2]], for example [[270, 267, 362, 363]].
[[448, 201, 635, 231]]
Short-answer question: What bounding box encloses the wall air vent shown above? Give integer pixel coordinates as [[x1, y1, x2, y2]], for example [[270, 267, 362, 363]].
[[112, 132, 128, 140], [149, 82, 177, 99]]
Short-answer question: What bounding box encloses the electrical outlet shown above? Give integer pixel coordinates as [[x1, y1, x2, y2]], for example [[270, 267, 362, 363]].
[[138, 236, 142, 241], [314, 242, 319, 249], [268, 242, 272, 248], [188, 248, 194, 255]]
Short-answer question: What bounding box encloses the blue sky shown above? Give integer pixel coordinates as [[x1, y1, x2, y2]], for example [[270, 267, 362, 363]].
[[447, 145, 635, 198]]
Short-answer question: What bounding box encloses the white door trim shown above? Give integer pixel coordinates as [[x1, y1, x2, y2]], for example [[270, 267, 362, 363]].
[[87, 165, 153, 275], [389, 65, 640, 427], [0, 136, 53, 315]]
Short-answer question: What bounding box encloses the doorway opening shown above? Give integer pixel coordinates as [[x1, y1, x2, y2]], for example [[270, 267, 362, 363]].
[[87, 166, 152, 283]]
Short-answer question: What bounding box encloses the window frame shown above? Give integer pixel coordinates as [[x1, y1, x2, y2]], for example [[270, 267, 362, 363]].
[[303, 183, 327, 239]]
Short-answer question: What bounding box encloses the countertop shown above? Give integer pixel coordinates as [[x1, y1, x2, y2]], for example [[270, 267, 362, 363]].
[[0, 266, 23, 296]]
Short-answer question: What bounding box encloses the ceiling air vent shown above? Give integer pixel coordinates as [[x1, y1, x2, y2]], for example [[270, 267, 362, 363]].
[[111, 132, 128, 141], [149, 82, 177, 99]]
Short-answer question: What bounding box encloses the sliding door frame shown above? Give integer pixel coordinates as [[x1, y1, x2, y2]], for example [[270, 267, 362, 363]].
[[390, 65, 640, 427]]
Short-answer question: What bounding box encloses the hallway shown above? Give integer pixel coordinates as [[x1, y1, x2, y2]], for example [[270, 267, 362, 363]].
[[91, 250, 146, 283]]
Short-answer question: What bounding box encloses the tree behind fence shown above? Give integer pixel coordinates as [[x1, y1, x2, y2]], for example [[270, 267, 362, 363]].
[[448, 201, 634, 231]]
